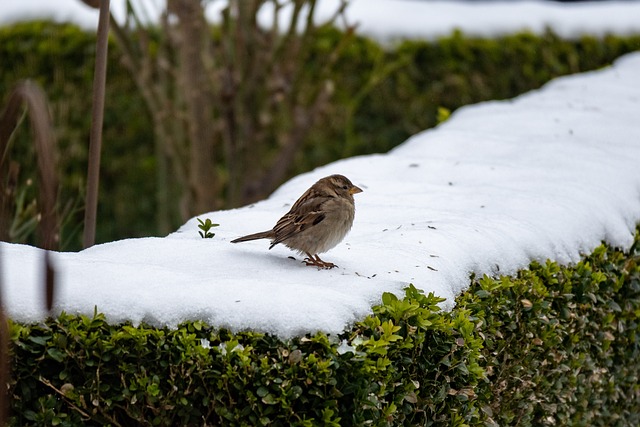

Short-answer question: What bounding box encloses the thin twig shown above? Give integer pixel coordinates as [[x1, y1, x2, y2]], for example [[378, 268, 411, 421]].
[[39, 377, 93, 420]]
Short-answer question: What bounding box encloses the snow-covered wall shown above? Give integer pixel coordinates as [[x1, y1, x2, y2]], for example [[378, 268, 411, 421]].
[[3, 52, 640, 337]]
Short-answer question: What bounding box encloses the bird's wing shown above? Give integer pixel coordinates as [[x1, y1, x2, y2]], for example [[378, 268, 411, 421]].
[[269, 195, 331, 248]]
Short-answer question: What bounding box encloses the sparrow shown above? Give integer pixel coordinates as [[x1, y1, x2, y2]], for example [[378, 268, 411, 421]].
[[231, 174, 362, 269]]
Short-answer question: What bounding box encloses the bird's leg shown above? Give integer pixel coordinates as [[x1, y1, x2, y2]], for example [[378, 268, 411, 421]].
[[303, 253, 336, 269], [303, 253, 323, 268], [315, 255, 336, 269]]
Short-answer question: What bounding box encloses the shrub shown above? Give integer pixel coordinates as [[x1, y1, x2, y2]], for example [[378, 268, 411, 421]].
[[458, 229, 640, 426], [9, 227, 640, 425], [9, 288, 483, 426]]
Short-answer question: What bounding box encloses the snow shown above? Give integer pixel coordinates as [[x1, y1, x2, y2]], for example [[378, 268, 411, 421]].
[[330, 0, 640, 41], [2, 0, 640, 337], [2, 50, 640, 338], [3, 0, 640, 40]]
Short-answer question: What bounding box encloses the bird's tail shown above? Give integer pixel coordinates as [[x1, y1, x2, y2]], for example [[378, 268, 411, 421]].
[[230, 231, 272, 243]]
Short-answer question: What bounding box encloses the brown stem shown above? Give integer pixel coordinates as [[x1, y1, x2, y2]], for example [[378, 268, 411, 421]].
[[0, 81, 59, 250], [83, 0, 111, 248]]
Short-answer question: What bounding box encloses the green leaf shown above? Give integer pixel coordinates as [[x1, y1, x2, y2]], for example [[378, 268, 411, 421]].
[[28, 335, 51, 346], [47, 348, 66, 362], [381, 292, 398, 306], [475, 289, 491, 298], [261, 393, 277, 405], [23, 410, 37, 421], [256, 387, 268, 398]]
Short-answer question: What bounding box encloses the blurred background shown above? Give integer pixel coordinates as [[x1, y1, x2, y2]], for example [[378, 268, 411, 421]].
[[1, 0, 639, 251]]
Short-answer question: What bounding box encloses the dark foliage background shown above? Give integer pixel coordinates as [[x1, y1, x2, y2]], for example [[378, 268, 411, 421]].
[[1, 22, 639, 251]]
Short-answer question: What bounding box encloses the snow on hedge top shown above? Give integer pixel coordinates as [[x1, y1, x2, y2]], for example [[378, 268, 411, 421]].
[[2, 0, 640, 40], [3, 52, 640, 338], [326, 0, 640, 40]]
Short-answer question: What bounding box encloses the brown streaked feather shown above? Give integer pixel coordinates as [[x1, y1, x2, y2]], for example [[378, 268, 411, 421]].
[[230, 230, 273, 243], [268, 184, 336, 248], [269, 207, 327, 249]]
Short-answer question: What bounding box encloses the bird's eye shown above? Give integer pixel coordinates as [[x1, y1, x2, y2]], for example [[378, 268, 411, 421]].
[[342, 185, 348, 190]]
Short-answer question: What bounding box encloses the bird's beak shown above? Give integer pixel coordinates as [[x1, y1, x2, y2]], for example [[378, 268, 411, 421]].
[[349, 185, 363, 195]]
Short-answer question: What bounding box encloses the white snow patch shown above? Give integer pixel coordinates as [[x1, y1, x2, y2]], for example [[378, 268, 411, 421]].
[[2, 0, 640, 41], [2, 52, 640, 338]]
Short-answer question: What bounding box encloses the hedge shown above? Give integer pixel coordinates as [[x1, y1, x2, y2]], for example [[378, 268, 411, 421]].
[[8, 226, 640, 426], [1, 22, 639, 248], [461, 235, 640, 426]]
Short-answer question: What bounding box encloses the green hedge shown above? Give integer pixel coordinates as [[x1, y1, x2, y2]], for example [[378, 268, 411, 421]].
[[9, 227, 640, 425], [461, 237, 640, 426], [10, 289, 482, 426], [1, 22, 639, 248]]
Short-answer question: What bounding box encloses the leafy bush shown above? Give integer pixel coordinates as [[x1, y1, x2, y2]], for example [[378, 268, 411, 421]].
[[459, 229, 640, 426], [345, 31, 640, 157], [2, 22, 639, 248], [9, 227, 640, 426], [9, 288, 483, 426]]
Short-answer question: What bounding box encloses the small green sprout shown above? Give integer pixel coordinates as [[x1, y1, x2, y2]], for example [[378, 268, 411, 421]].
[[436, 106, 451, 124], [197, 218, 219, 239]]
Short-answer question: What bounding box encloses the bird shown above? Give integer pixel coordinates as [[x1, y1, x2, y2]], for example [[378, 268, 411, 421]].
[[231, 174, 362, 269]]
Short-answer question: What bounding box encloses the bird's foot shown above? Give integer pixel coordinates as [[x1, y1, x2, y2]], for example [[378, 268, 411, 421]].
[[303, 254, 336, 269]]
